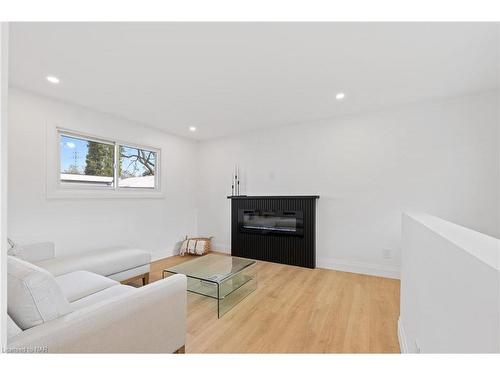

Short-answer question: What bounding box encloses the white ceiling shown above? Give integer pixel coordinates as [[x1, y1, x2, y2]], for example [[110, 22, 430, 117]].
[[9, 23, 499, 140]]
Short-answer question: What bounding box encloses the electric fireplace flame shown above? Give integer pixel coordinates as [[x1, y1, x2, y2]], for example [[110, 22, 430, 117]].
[[238, 209, 304, 237]]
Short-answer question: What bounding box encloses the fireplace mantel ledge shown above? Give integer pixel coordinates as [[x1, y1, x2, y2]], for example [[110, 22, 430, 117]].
[[227, 195, 319, 200]]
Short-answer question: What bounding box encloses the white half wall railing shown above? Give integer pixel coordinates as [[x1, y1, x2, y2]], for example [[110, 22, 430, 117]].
[[399, 213, 500, 353]]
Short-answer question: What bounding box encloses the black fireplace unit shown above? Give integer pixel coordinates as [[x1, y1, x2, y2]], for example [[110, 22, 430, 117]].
[[228, 195, 319, 268]]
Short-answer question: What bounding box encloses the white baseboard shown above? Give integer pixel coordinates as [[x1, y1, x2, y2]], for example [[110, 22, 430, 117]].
[[151, 245, 231, 261], [398, 317, 408, 353], [213, 243, 231, 254], [317, 257, 400, 279], [154, 245, 400, 279], [151, 249, 176, 261]]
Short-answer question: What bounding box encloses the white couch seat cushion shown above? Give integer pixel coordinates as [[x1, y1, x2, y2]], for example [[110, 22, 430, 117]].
[[35, 248, 151, 277], [70, 285, 136, 310], [7, 256, 73, 330], [55, 271, 119, 302]]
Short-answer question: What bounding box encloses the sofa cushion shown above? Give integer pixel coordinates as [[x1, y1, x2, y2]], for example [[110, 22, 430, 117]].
[[70, 285, 136, 310], [55, 271, 119, 302], [35, 248, 151, 277], [7, 256, 73, 330], [7, 315, 22, 339]]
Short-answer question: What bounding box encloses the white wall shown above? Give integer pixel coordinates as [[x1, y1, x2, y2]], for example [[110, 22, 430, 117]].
[[0, 22, 9, 351], [399, 213, 499, 353], [6, 88, 500, 279], [196, 92, 500, 278], [8, 88, 198, 260]]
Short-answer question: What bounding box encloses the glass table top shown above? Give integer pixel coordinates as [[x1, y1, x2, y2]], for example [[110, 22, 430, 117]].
[[165, 254, 256, 284], [163, 254, 258, 318]]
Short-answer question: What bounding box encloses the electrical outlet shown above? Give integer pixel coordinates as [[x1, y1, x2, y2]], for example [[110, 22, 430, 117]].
[[382, 248, 392, 259]]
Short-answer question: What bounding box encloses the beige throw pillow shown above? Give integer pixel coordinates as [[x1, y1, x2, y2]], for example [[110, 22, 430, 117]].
[[180, 236, 212, 256]]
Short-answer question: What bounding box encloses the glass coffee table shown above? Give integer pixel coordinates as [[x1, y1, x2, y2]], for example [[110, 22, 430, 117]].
[[162, 254, 257, 318]]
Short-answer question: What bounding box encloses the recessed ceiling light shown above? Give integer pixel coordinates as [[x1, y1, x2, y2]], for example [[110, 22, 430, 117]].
[[189, 126, 197, 132], [335, 92, 345, 100], [46, 76, 60, 84]]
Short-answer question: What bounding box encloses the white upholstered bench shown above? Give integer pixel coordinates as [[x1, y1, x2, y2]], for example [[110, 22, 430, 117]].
[[18, 242, 151, 284]]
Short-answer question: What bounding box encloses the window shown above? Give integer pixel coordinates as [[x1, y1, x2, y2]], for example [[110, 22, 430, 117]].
[[119, 145, 157, 189], [59, 131, 158, 190], [60, 134, 115, 186]]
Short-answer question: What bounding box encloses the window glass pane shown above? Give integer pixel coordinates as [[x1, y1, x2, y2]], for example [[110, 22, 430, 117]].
[[60, 134, 114, 186], [119, 145, 156, 189]]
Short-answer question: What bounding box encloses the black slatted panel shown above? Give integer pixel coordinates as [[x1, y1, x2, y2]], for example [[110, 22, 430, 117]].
[[230, 196, 318, 268]]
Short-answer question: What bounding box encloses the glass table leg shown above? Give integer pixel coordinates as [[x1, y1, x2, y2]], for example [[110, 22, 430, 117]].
[[217, 283, 220, 319], [217, 266, 257, 318]]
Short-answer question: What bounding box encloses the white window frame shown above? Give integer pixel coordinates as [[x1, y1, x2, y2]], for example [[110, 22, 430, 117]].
[[58, 130, 117, 191], [47, 127, 163, 199], [117, 143, 159, 190]]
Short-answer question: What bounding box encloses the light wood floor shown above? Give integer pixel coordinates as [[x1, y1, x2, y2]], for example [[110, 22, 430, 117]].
[[131, 254, 400, 353]]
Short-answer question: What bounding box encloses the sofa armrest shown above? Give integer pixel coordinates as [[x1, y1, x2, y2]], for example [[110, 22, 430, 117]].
[[20, 242, 56, 263], [8, 274, 187, 353]]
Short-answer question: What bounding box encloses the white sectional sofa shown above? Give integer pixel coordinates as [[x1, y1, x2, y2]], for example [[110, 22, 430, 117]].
[[6, 255, 187, 353], [19, 242, 151, 284]]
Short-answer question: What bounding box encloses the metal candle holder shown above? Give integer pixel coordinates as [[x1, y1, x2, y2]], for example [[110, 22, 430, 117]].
[[232, 164, 240, 196]]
